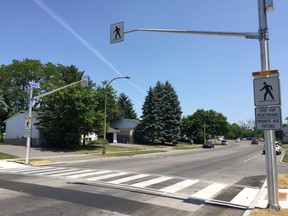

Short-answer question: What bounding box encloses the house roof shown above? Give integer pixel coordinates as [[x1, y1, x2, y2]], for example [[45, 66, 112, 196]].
[[110, 118, 140, 129], [108, 127, 120, 133], [4, 110, 38, 123]]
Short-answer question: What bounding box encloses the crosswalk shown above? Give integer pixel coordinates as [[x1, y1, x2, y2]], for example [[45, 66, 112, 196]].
[[4, 166, 261, 208]]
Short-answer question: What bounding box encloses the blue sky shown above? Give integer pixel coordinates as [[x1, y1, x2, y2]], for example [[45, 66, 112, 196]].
[[1, 0, 288, 124]]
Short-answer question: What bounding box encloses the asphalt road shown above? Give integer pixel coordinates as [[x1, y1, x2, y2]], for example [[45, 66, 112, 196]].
[[57, 140, 287, 185], [1, 141, 287, 215]]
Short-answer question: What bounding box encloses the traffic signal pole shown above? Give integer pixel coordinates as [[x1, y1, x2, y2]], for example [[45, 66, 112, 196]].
[[119, 0, 280, 210]]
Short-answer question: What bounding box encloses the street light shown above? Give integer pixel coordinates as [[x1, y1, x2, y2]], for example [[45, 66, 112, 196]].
[[25, 76, 89, 165], [103, 76, 130, 154], [25, 82, 40, 165]]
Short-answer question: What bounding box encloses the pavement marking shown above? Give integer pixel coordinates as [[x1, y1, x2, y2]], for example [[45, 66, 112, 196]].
[[50, 169, 93, 177], [243, 155, 260, 163], [8, 166, 55, 173], [191, 183, 227, 200], [131, 176, 173, 188], [230, 187, 260, 206], [108, 174, 150, 184], [33, 168, 81, 175], [4, 166, 273, 208], [19, 167, 68, 174], [159, 179, 199, 193], [68, 170, 112, 179], [86, 172, 128, 181]]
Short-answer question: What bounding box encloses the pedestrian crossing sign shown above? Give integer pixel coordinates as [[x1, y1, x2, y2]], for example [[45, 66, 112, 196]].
[[110, 21, 124, 44], [253, 76, 281, 106]]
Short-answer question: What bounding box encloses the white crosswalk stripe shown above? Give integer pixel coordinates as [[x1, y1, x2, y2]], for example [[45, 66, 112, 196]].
[[9, 166, 56, 173], [3, 166, 262, 207], [86, 172, 128, 181], [159, 179, 199, 193], [108, 174, 150, 184], [20, 167, 68, 174], [230, 187, 260, 206], [131, 176, 173, 188], [191, 183, 227, 200], [68, 170, 112, 179], [51, 169, 93, 177]]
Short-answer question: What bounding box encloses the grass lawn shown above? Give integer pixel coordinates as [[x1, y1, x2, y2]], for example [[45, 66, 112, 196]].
[[250, 209, 288, 216], [281, 144, 288, 163], [0, 152, 18, 160], [250, 173, 288, 215]]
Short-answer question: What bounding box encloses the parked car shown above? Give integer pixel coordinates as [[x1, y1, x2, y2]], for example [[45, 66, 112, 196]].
[[203, 141, 215, 148], [263, 143, 281, 155], [221, 140, 229, 145], [235, 138, 241, 143], [251, 139, 259, 145], [177, 137, 193, 144]]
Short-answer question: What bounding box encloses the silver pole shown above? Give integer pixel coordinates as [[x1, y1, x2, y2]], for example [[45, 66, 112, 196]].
[[25, 87, 33, 165], [258, 0, 280, 210], [102, 76, 130, 154]]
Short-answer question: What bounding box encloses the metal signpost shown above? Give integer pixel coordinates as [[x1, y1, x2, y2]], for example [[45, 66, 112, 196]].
[[111, 0, 280, 210], [25, 77, 89, 165]]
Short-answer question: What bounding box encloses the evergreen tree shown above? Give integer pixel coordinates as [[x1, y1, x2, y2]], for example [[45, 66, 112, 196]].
[[135, 81, 182, 144], [118, 93, 137, 119], [162, 81, 182, 142]]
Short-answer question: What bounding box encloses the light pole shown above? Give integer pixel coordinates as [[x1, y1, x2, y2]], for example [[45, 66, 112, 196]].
[[25, 77, 89, 165], [103, 76, 130, 154], [25, 82, 40, 165]]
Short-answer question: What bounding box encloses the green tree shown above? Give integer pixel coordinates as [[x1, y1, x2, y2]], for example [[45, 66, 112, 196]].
[[226, 123, 244, 139], [181, 109, 229, 144], [118, 93, 137, 119], [134, 81, 182, 144], [94, 81, 120, 137], [0, 59, 44, 122], [161, 81, 182, 142], [136, 86, 160, 143], [0, 91, 9, 113], [36, 64, 97, 149]]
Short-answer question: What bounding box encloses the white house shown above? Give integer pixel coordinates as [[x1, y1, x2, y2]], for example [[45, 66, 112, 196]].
[[4, 111, 40, 146], [110, 119, 140, 143]]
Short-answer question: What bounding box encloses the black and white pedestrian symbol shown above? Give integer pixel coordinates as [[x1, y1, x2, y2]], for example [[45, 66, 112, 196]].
[[253, 76, 281, 106], [113, 26, 121, 40], [260, 81, 274, 101], [110, 22, 124, 44]]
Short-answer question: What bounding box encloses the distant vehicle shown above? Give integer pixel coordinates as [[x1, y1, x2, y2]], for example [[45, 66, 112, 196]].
[[263, 143, 281, 155], [221, 140, 229, 145], [203, 141, 215, 148], [235, 138, 241, 143], [259, 138, 264, 142], [251, 139, 259, 145], [117, 138, 126, 143], [177, 137, 193, 144]]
